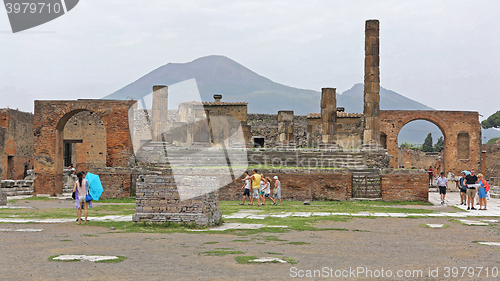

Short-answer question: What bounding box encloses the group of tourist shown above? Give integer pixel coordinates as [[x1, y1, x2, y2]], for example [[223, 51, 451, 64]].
[[239, 169, 282, 206], [459, 169, 489, 210], [434, 166, 490, 210]]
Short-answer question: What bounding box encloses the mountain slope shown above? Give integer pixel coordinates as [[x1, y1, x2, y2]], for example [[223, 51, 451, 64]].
[[104, 55, 431, 115]]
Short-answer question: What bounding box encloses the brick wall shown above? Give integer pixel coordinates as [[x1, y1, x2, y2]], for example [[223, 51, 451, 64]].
[[0, 109, 34, 180], [88, 167, 134, 198], [219, 169, 352, 201], [380, 170, 428, 202]]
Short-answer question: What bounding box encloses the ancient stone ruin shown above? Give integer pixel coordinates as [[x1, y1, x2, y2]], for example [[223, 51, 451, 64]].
[[0, 19, 493, 225]]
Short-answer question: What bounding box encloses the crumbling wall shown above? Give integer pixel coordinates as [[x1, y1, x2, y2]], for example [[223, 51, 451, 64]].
[[484, 144, 500, 180], [0, 109, 34, 180]]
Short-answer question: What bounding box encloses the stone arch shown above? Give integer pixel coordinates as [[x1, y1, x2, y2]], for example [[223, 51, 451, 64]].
[[380, 110, 481, 175], [34, 100, 135, 196]]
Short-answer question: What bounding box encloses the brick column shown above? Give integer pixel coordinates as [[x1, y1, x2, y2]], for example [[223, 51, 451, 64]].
[[363, 19, 381, 148], [278, 110, 294, 144], [151, 85, 168, 142], [320, 88, 337, 146]]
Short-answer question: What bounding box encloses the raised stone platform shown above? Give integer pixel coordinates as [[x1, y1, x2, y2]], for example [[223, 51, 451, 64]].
[[0, 180, 34, 196], [133, 172, 221, 226]]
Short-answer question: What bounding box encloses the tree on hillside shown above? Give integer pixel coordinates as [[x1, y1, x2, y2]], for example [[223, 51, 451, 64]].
[[422, 133, 433, 152], [434, 136, 444, 152], [482, 110, 500, 129], [487, 137, 500, 144]]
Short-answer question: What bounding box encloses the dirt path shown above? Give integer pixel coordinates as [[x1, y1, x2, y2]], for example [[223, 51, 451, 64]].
[[1, 216, 499, 280]]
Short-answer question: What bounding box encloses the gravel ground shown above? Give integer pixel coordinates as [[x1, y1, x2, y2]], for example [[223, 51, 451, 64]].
[[1, 216, 500, 281]]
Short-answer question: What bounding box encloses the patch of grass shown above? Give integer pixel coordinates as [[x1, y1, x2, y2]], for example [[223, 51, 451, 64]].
[[0, 204, 136, 220], [265, 252, 283, 255], [256, 242, 266, 244], [219, 200, 434, 217], [283, 257, 298, 264], [94, 256, 127, 263], [60, 239, 73, 242], [286, 242, 310, 245], [202, 250, 245, 256], [232, 239, 250, 242], [235, 256, 259, 264], [352, 229, 370, 232], [82, 234, 98, 237], [96, 197, 136, 204], [264, 236, 287, 242], [204, 241, 218, 244], [10, 196, 52, 203]]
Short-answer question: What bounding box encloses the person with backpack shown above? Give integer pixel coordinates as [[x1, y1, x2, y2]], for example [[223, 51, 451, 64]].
[[465, 169, 479, 210], [459, 172, 468, 205], [477, 173, 488, 210]]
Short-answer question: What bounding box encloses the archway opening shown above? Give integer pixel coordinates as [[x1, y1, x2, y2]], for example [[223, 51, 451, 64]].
[[397, 120, 444, 171], [55, 110, 107, 194]]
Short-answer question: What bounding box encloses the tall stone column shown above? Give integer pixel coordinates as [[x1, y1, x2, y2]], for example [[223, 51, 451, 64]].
[[320, 88, 337, 146], [151, 85, 168, 141], [363, 19, 381, 148], [278, 110, 294, 145]]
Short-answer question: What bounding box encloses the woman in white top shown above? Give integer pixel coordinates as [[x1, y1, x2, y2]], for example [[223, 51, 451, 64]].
[[72, 171, 89, 224]]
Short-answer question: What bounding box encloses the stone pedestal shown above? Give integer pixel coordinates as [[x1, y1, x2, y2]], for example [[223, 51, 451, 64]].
[[133, 173, 221, 226], [363, 19, 381, 147]]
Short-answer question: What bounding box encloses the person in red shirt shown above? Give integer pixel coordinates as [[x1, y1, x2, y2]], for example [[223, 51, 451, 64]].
[[427, 166, 434, 186]]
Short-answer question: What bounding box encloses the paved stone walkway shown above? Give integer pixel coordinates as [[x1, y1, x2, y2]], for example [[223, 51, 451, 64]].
[[429, 191, 500, 216]]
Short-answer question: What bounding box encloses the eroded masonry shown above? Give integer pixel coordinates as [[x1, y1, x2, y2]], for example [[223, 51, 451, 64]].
[[0, 19, 495, 225]]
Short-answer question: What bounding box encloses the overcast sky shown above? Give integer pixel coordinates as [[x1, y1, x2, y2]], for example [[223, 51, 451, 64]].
[[0, 0, 499, 120]]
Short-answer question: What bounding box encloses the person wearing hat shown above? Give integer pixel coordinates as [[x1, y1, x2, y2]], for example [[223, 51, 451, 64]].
[[273, 176, 282, 205], [436, 172, 448, 205]]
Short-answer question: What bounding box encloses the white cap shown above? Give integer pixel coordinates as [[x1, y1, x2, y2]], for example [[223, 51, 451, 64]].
[[273, 176, 278, 180]]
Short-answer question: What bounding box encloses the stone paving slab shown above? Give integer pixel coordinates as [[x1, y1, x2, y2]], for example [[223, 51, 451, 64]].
[[246, 215, 269, 220], [250, 257, 287, 263], [222, 213, 250, 219], [477, 242, 500, 246], [269, 212, 292, 218], [0, 228, 44, 232], [372, 213, 389, 217], [312, 212, 331, 216], [52, 255, 119, 262], [387, 213, 408, 217], [458, 220, 489, 226], [0, 215, 133, 224], [330, 213, 350, 216], [427, 224, 444, 228], [291, 212, 312, 217]]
